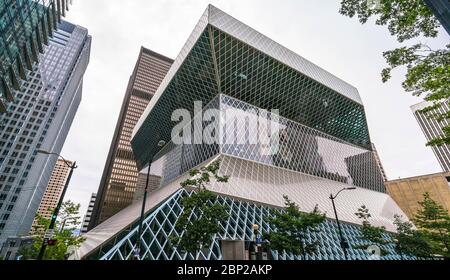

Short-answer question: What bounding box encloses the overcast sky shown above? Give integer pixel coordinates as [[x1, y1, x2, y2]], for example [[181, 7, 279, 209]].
[[62, 1, 449, 217]]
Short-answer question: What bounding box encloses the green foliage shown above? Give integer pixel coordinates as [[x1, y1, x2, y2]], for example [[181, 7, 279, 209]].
[[18, 200, 85, 260], [170, 160, 230, 256], [413, 192, 450, 257], [339, 0, 450, 147], [354, 205, 391, 256], [382, 43, 449, 147], [263, 195, 326, 260], [393, 214, 433, 258], [355, 195, 449, 259], [339, 0, 440, 42]]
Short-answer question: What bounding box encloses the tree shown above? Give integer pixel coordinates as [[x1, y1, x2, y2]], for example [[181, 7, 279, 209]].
[[264, 195, 326, 260], [170, 160, 230, 258], [393, 214, 433, 258], [58, 200, 83, 233], [18, 200, 85, 260], [339, 0, 450, 146], [413, 192, 450, 258], [354, 205, 392, 257]]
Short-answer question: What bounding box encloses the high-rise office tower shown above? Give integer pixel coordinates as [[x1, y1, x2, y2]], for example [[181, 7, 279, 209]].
[[412, 100, 450, 171], [0, 20, 91, 246], [81, 193, 96, 234], [88, 48, 173, 229], [79, 5, 407, 260], [31, 158, 72, 232], [0, 0, 72, 112]]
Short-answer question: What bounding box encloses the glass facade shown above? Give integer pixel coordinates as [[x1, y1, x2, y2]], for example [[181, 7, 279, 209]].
[[424, 0, 450, 35], [0, 0, 71, 113], [154, 95, 385, 192], [132, 12, 371, 168], [79, 5, 407, 260], [0, 20, 90, 245], [86, 189, 412, 260]]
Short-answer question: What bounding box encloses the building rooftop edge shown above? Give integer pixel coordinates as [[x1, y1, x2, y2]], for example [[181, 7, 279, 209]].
[[386, 171, 450, 183], [206, 4, 361, 103], [132, 4, 363, 139], [140, 46, 174, 63]]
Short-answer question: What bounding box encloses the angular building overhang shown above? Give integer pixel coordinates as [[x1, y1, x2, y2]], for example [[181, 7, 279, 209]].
[[131, 5, 370, 169], [78, 155, 406, 259]]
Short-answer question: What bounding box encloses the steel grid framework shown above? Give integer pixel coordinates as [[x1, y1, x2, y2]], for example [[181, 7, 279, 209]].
[[131, 5, 371, 168], [88, 189, 411, 260]]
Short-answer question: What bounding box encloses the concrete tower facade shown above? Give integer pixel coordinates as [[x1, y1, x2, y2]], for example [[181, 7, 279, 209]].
[[88, 48, 173, 229]]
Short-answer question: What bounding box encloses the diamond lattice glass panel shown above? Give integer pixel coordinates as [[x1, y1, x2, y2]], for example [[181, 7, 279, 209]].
[[150, 94, 384, 192], [132, 10, 372, 168], [211, 27, 370, 149], [131, 28, 218, 167], [207, 5, 362, 104], [89, 189, 414, 260], [219, 95, 385, 192]]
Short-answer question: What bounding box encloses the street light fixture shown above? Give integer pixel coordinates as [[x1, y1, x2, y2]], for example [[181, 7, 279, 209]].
[[329, 187, 356, 260], [135, 140, 166, 259], [36, 149, 77, 260]]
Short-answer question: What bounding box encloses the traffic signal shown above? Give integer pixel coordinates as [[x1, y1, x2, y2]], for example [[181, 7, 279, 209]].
[[47, 239, 58, 246]]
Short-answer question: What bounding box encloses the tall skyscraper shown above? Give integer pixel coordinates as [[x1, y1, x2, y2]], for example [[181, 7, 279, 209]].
[[31, 158, 72, 232], [0, 20, 91, 246], [88, 48, 173, 229], [79, 5, 408, 260], [0, 0, 72, 112], [412, 99, 450, 171], [81, 193, 96, 234]]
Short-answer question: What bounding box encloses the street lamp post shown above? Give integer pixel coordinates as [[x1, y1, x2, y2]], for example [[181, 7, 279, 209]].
[[135, 140, 166, 259], [329, 187, 356, 260], [36, 149, 77, 260]]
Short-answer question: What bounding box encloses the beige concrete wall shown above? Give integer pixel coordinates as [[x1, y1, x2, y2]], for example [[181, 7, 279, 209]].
[[386, 172, 450, 219]]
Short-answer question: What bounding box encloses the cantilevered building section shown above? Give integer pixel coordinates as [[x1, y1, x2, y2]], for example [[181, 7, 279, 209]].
[[412, 100, 450, 172], [0, 20, 90, 246], [88, 48, 173, 230], [79, 5, 408, 260], [0, 0, 73, 113]]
